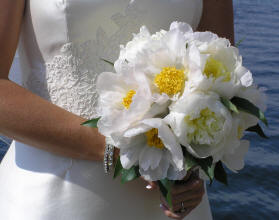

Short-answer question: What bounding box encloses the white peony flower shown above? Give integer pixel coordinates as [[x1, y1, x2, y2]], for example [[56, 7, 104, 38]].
[[116, 22, 194, 102], [96, 22, 267, 182], [118, 26, 167, 63], [119, 22, 192, 64], [243, 83, 266, 133], [164, 89, 254, 173], [115, 118, 186, 181], [164, 90, 236, 160], [237, 84, 267, 113], [186, 31, 254, 99], [219, 86, 266, 173], [221, 140, 250, 173], [96, 61, 154, 137], [231, 85, 267, 143], [212, 115, 249, 172]]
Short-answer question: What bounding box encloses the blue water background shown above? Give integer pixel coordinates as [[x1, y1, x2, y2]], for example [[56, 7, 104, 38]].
[[207, 0, 279, 219], [1, 0, 279, 219]]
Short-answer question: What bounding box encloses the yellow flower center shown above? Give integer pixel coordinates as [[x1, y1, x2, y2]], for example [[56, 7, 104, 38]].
[[145, 128, 164, 149], [238, 126, 244, 139], [154, 67, 185, 96], [204, 57, 231, 82], [122, 90, 136, 109], [185, 108, 224, 144]]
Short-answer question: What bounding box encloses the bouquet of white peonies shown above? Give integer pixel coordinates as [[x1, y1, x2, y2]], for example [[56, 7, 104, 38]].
[[82, 22, 268, 207]]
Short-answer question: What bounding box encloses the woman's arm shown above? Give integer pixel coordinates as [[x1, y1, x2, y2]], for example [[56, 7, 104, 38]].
[[197, 0, 235, 44], [0, 0, 106, 161]]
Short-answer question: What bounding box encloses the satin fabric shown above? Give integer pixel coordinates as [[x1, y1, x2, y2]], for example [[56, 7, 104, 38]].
[[0, 0, 213, 219]]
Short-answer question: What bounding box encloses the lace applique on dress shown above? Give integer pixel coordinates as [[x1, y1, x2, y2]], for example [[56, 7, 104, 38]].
[[23, 2, 152, 119], [45, 42, 101, 119], [43, 3, 150, 119]]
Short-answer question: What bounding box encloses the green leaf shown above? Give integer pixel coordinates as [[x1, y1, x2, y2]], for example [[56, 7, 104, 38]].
[[100, 58, 114, 66], [246, 124, 268, 139], [81, 118, 100, 128], [184, 151, 198, 171], [182, 146, 215, 184], [235, 37, 246, 48], [166, 189, 173, 209], [121, 166, 140, 184], [157, 179, 174, 208], [214, 161, 228, 186], [157, 180, 168, 198], [113, 157, 123, 179], [182, 146, 199, 171], [197, 157, 215, 185], [220, 97, 239, 114], [231, 97, 268, 126]]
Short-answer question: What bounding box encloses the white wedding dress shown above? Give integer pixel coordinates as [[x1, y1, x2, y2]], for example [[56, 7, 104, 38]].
[[0, 0, 212, 219]]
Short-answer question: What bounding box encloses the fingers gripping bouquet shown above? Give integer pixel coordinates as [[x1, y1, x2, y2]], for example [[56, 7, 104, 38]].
[[82, 22, 268, 207]]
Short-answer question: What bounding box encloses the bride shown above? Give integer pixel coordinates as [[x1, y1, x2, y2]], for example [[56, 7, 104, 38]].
[[0, 0, 234, 219]]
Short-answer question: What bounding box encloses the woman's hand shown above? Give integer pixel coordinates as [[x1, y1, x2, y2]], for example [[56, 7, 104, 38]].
[[160, 170, 205, 220]]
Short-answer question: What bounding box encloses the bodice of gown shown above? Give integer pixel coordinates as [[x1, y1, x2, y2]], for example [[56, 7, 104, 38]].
[[17, 0, 203, 119]]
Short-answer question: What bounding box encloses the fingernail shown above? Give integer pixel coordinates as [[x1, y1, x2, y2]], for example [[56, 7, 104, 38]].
[[146, 184, 152, 189]]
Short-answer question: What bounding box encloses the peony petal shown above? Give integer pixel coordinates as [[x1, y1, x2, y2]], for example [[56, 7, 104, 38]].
[[143, 101, 170, 119], [120, 144, 142, 169], [166, 152, 187, 180], [158, 125, 184, 170], [212, 116, 241, 162], [96, 72, 127, 94], [148, 47, 176, 70], [236, 66, 254, 87], [170, 21, 193, 33], [139, 146, 163, 171], [222, 140, 250, 172], [164, 112, 189, 147], [152, 93, 170, 105], [213, 47, 240, 73], [188, 44, 203, 68], [167, 165, 187, 180], [139, 154, 170, 181], [113, 133, 146, 150], [237, 112, 258, 131], [192, 31, 219, 44], [119, 25, 151, 62], [142, 118, 184, 170], [163, 26, 188, 58], [123, 124, 151, 138], [237, 86, 267, 112]]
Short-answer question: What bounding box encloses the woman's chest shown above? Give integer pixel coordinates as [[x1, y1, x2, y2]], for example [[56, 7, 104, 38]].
[[27, 0, 203, 43], [19, 0, 202, 119]]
